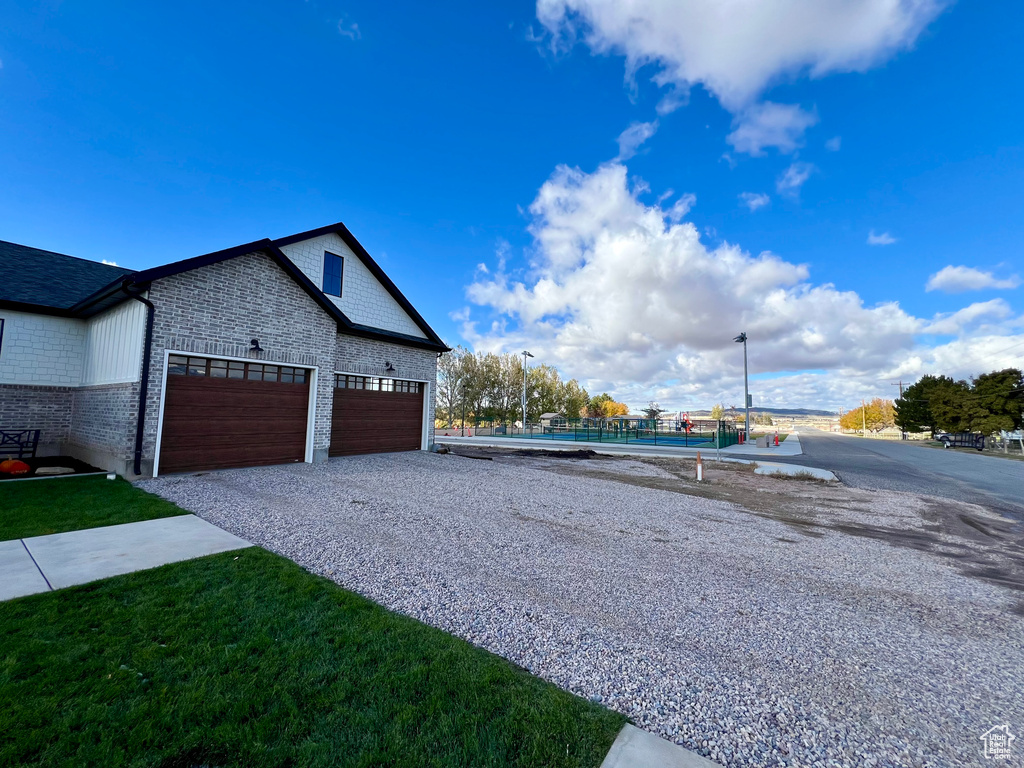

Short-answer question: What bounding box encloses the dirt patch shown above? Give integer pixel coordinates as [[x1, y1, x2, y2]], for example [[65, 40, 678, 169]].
[[449, 445, 1024, 601]]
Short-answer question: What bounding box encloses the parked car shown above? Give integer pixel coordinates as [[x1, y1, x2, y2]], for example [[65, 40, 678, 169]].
[[935, 432, 985, 451]]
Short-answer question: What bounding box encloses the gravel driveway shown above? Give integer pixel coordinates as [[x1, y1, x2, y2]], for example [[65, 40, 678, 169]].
[[140, 452, 1023, 768]]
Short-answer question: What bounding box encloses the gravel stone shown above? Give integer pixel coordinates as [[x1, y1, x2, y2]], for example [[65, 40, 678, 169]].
[[139, 452, 1024, 768]]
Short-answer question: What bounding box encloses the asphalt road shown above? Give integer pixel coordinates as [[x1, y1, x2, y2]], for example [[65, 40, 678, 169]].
[[773, 428, 1024, 519]]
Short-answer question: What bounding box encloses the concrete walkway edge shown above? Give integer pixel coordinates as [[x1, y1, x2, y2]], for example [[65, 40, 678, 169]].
[[601, 724, 721, 768], [0, 515, 252, 601]]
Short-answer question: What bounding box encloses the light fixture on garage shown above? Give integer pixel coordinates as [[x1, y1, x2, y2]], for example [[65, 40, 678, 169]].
[[384, 361, 395, 373], [250, 338, 264, 353]]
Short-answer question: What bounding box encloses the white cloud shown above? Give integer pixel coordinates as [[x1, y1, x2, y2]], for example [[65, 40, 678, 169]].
[[338, 17, 361, 40], [923, 299, 1013, 335], [739, 192, 770, 212], [461, 161, 1024, 411], [926, 265, 1023, 293], [101, 259, 119, 266], [825, 135, 842, 151], [776, 162, 814, 196], [535, 0, 947, 112], [726, 102, 818, 156], [867, 230, 897, 245], [616, 120, 658, 160]]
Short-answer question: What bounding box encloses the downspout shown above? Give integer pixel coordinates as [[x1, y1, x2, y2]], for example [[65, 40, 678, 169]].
[[120, 281, 155, 477]]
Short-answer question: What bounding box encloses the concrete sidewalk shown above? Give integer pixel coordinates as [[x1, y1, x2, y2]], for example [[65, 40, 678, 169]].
[[601, 725, 720, 768], [0, 515, 252, 601]]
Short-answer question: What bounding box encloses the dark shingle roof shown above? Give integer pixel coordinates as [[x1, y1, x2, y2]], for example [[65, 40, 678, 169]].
[[0, 240, 135, 311]]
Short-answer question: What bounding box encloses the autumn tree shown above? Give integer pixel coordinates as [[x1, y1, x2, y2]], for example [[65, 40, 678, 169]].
[[710, 403, 724, 420], [840, 398, 895, 432]]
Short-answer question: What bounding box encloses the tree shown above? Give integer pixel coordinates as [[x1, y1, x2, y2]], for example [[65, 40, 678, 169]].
[[527, 364, 562, 422], [641, 402, 664, 422], [970, 368, 1024, 433], [754, 412, 773, 426], [435, 345, 469, 426], [710, 403, 724, 420], [895, 375, 944, 435], [587, 393, 628, 418], [929, 378, 973, 433], [559, 379, 589, 419], [839, 398, 895, 432]]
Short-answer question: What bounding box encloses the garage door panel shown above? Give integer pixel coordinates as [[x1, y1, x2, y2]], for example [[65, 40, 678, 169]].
[[159, 355, 310, 474], [330, 376, 424, 457]]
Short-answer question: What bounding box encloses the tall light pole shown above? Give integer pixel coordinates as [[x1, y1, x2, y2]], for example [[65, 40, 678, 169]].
[[521, 350, 534, 431], [733, 332, 750, 441]]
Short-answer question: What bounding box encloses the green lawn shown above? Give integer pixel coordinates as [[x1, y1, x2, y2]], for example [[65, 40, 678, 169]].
[[0, 488, 625, 768], [0, 476, 185, 540]]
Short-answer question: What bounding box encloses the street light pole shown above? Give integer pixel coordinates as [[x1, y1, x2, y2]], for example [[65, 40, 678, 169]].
[[733, 332, 750, 441], [521, 350, 534, 433]]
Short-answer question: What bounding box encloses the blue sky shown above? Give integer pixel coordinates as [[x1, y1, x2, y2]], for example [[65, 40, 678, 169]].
[[1, 0, 1022, 410]]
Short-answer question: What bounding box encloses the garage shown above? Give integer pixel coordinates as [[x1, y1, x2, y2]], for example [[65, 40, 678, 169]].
[[330, 374, 424, 457], [158, 355, 311, 474]]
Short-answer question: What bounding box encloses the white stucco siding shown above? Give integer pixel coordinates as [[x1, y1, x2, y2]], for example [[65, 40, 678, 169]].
[[0, 309, 86, 386], [82, 299, 146, 385], [280, 233, 428, 339]]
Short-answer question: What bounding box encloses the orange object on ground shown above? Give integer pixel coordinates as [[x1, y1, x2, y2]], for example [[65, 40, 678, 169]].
[[0, 459, 31, 475]]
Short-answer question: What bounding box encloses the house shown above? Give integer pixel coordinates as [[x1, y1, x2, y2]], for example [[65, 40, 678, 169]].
[[539, 412, 564, 428], [0, 222, 448, 477]]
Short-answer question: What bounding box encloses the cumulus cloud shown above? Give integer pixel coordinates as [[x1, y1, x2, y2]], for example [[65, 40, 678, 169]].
[[923, 299, 1013, 335], [616, 120, 658, 160], [739, 192, 770, 212], [867, 230, 897, 245], [926, 265, 1022, 293], [776, 162, 814, 197], [535, 0, 947, 113], [101, 259, 119, 266], [460, 161, 1024, 410], [726, 102, 818, 156]]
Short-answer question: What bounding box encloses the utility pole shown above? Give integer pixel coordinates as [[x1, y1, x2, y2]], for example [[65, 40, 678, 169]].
[[733, 332, 750, 441], [521, 350, 534, 433], [862, 398, 867, 435]]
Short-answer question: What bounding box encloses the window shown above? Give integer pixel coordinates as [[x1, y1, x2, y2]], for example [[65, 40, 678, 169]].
[[167, 355, 306, 384], [334, 374, 421, 393], [323, 251, 343, 296]]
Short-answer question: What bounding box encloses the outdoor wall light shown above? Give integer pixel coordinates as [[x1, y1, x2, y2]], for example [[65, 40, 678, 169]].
[[250, 338, 264, 353], [385, 361, 395, 373]]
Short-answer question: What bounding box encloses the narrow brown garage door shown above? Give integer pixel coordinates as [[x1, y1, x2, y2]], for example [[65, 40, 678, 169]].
[[159, 355, 310, 474], [330, 374, 423, 457]]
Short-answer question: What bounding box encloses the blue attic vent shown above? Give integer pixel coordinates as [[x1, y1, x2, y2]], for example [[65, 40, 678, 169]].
[[322, 251, 343, 297]]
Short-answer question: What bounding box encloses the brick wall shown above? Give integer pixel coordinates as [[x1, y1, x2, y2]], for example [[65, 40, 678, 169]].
[[0, 384, 73, 449], [69, 383, 138, 459], [144, 250, 339, 470]]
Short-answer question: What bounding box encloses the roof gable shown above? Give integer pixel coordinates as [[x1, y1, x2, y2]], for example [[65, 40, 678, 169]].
[[272, 222, 445, 347]]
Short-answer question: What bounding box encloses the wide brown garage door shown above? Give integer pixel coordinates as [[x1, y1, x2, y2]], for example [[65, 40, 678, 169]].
[[330, 374, 424, 456], [159, 355, 310, 474]]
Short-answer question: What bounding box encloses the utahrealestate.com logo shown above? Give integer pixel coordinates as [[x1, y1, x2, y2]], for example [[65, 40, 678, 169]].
[[980, 725, 1015, 760]]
